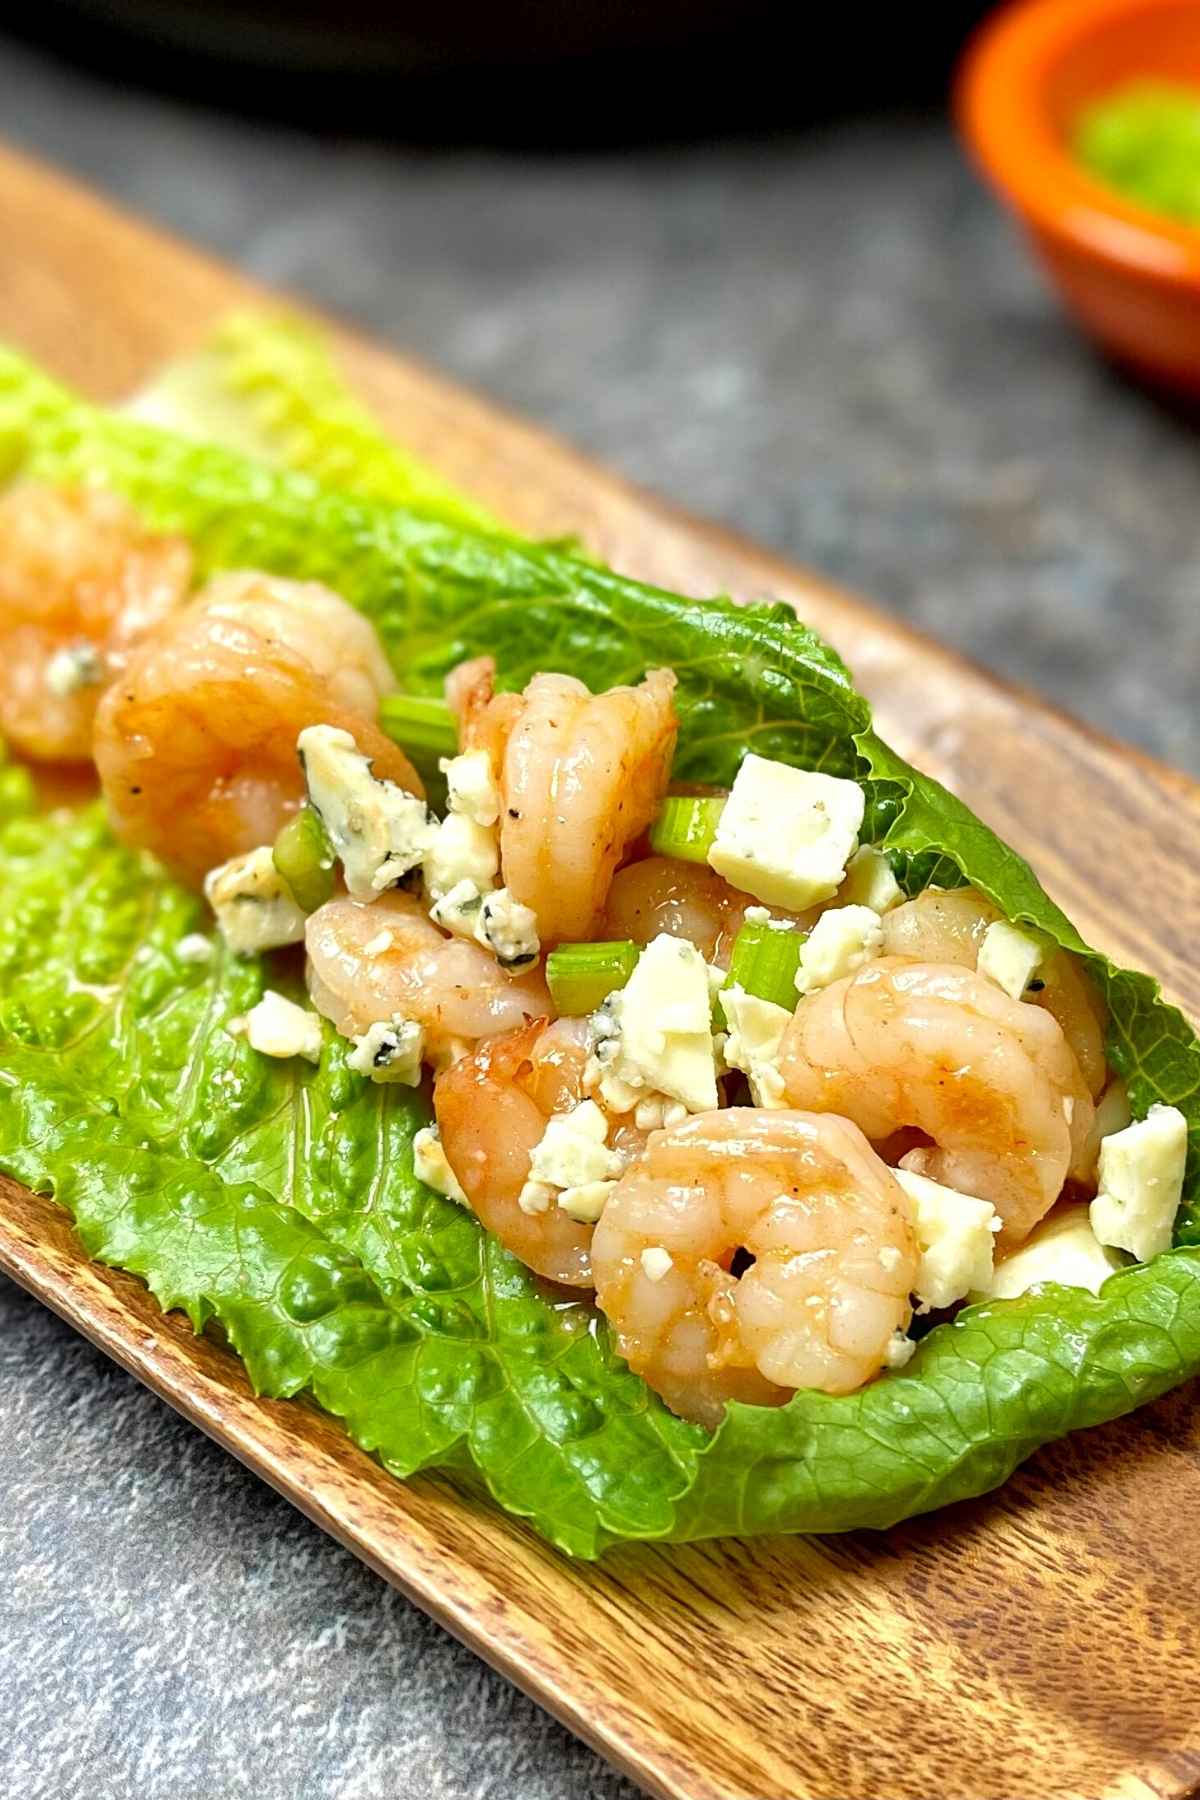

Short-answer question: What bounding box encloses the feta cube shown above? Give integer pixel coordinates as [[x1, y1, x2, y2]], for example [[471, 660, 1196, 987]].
[[707, 754, 864, 911], [412, 1124, 468, 1206], [895, 1166, 1001, 1309], [795, 904, 884, 996], [439, 749, 500, 827], [476, 887, 540, 969], [721, 984, 791, 1108], [298, 723, 435, 902], [204, 845, 307, 956], [985, 1205, 1126, 1301], [640, 1246, 674, 1283], [347, 1015, 425, 1085], [977, 920, 1045, 1000], [528, 1099, 624, 1191], [236, 989, 323, 1064], [423, 811, 499, 903], [1090, 1103, 1187, 1264], [591, 934, 720, 1114], [837, 844, 903, 915]]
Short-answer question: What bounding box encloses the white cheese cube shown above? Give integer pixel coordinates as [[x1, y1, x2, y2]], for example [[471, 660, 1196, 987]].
[[1090, 1103, 1187, 1264], [236, 989, 324, 1064], [439, 749, 500, 827], [412, 1124, 468, 1207], [517, 1180, 554, 1216], [795, 904, 884, 996], [985, 1206, 1126, 1301], [721, 984, 792, 1109], [475, 887, 540, 969], [347, 1015, 425, 1085], [204, 846, 307, 956], [837, 845, 903, 915], [707, 754, 864, 911], [423, 812, 499, 903], [640, 1246, 674, 1283], [298, 724, 435, 902], [977, 920, 1045, 1000], [557, 1179, 617, 1224], [883, 1331, 916, 1370], [429, 878, 487, 939], [593, 934, 720, 1114], [895, 1166, 1001, 1310], [528, 1099, 624, 1191]]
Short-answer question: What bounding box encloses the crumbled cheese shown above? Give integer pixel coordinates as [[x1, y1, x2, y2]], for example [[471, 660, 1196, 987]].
[[895, 1166, 1001, 1310], [720, 984, 791, 1108], [837, 844, 903, 915], [44, 641, 105, 698], [204, 845, 307, 956], [234, 989, 324, 1064], [558, 1179, 617, 1224], [176, 932, 214, 965], [977, 920, 1045, 1000], [1090, 1103, 1187, 1264], [1080, 1079, 1133, 1180], [412, 1124, 468, 1207], [439, 749, 501, 827], [298, 723, 435, 901], [794, 905, 883, 996], [517, 1180, 555, 1216], [640, 1247, 674, 1283], [742, 905, 795, 930], [429, 878, 487, 937], [707, 754, 864, 911], [528, 1100, 624, 1191], [586, 934, 719, 1115], [985, 1205, 1126, 1300], [883, 1330, 916, 1370], [423, 812, 499, 903], [476, 887, 540, 969], [633, 1095, 689, 1132], [347, 1015, 425, 1085]]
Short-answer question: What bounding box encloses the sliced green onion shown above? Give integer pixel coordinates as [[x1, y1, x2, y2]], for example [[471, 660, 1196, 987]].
[[547, 940, 640, 1017], [379, 694, 460, 770], [721, 918, 804, 1014], [273, 806, 335, 913], [648, 795, 726, 864]]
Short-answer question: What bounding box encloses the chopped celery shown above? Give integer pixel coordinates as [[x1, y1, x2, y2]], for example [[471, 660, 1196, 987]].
[[273, 806, 335, 913], [722, 917, 804, 1014], [379, 694, 459, 788], [648, 795, 726, 864], [547, 940, 640, 1017]]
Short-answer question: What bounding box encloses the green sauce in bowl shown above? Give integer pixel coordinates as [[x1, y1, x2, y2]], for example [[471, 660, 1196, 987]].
[[1075, 80, 1200, 227]]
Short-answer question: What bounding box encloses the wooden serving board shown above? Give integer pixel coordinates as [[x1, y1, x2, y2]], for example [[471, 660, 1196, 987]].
[[2, 142, 1199, 1800]]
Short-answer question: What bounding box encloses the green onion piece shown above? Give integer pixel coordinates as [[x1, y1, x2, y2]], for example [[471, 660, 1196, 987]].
[[721, 918, 804, 1015], [648, 795, 726, 864], [273, 806, 335, 913], [379, 694, 460, 772], [547, 940, 640, 1017]]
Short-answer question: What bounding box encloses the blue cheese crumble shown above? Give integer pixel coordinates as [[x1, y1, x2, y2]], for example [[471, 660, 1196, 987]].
[[298, 723, 436, 902]]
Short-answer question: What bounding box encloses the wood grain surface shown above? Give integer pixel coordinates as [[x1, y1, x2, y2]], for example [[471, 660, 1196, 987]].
[[1, 141, 1199, 1800]]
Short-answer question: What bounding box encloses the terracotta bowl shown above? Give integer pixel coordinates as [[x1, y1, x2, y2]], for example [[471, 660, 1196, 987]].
[[957, 0, 1200, 392]]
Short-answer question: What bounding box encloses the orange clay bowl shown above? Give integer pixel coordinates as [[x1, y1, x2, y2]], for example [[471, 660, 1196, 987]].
[[958, 0, 1200, 393]]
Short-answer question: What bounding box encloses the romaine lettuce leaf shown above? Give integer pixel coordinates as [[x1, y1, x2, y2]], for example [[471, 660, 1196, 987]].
[[2, 343, 1199, 1553]]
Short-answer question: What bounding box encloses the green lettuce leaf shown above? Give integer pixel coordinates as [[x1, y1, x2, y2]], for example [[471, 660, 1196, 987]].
[[2, 342, 1199, 1553]]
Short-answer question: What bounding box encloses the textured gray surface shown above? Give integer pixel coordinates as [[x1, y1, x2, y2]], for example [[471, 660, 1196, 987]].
[[1, 23, 1199, 1800]]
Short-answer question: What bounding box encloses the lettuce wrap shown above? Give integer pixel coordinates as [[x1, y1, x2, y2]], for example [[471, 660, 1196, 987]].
[[1, 330, 1198, 1559]]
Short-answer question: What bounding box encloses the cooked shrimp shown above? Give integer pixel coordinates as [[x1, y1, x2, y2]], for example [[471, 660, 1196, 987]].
[[0, 483, 192, 762], [435, 1017, 598, 1285], [591, 1109, 918, 1426], [450, 656, 678, 944], [94, 571, 417, 884], [883, 885, 1108, 1096], [779, 957, 1094, 1243], [306, 889, 552, 1065], [603, 854, 814, 967]]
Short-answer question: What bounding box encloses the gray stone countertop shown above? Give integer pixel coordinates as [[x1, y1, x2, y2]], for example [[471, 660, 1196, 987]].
[[1, 25, 1198, 1800]]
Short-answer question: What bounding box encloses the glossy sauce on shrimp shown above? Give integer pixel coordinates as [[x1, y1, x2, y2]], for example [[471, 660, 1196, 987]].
[[95, 571, 419, 884], [0, 483, 192, 761], [591, 1109, 918, 1426]]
